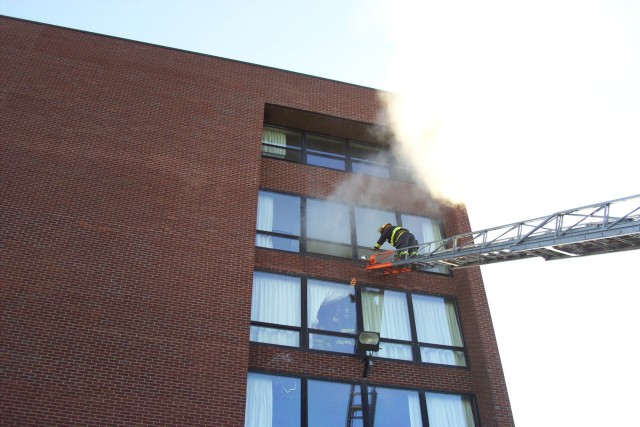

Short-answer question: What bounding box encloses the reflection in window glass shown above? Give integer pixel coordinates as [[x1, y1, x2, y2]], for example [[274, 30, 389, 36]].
[[307, 280, 355, 333], [308, 380, 362, 427], [308, 279, 356, 354], [361, 288, 413, 361], [306, 199, 350, 243], [400, 214, 442, 252], [308, 334, 355, 354], [401, 213, 446, 273], [372, 387, 422, 427], [250, 272, 301, 347], [257, 191, 300, 252], [350, 142, 390, 178], [306, 198, 352, 257], [306, 134, 346, 170], [425, 392, 476, 427], [354, 207, 396, 252], [250, 326, 299, 347], [245, 373, 301, 427]]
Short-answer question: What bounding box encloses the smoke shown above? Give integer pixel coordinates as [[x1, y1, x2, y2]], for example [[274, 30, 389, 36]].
[[375, 0, 640, 213]]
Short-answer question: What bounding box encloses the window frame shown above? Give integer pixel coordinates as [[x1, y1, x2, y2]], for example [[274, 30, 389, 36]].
[[262, 125, 412, 180], [245, 372, 480, 427], [256, 189, 448, 274], [250, 270, 467, 367]]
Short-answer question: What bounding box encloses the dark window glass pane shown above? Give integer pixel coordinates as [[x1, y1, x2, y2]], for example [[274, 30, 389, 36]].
[[307, 153, 346, 170], [350, 142, 387, 162], [350, 142, 390, 177], [352, 161, 391, 178], [308, 381, 362, 427], [371, 387, 423, 427], [306, 134, 346, 170], [245, 373, 301, 427]]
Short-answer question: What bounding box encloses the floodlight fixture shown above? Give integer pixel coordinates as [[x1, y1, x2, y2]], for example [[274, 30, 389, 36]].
[[357, 331, 380, 353]]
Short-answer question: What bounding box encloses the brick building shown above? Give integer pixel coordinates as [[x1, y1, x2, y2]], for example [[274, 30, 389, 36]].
[[1, 16, 514, 426]]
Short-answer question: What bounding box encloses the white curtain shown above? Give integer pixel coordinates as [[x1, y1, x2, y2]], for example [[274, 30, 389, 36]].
[[250, 273, 300, 346], [420, 219, 440, 245], [362, 290, 384, 333], [262, 128, 286, 158], [425, 393, 475, 427], [413, 296, 464, 365], [413, 296, 462, 346], [421, 220, 447, 272], [408, 392, 423, 427], [307, 280, 352, 329], [256, 193, 274, 248], [363, 290, 413, 360], [245, 374, 273, 427]]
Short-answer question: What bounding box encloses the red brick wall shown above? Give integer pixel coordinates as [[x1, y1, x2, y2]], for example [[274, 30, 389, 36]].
[[1, 16, 513, 426]]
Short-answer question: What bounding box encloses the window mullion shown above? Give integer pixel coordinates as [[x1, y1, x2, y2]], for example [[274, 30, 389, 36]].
[[349, 206, 358, 260], [406, 293, 422, 363], [301, 197, 307, 254], [301, 277, 308, 349]]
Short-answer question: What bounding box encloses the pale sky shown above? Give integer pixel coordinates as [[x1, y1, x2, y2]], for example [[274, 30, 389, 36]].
[[2, 1, 639, 426]]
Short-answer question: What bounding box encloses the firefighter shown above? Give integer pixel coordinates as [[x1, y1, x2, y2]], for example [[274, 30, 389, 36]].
[[373, 223, 419, 259]]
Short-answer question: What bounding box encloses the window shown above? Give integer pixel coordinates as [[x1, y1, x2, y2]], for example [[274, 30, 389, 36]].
[[412, 295, 466, 367], [307, 380, 362, 427], [251, 272, 356, 354], [362, 288, 413, 361], [425, 392, 476, 427], [245, 372, 301, 427], [256, 191, 300, 252], [354, 207, 396, 258], [245, 374, 478, 427], [372, 387, 422, 427], [250, 272, 466, 366], [262, 126, 302, 162], [262, 126, 406, 179], [307, 279, 356, 354], [305, 198, 352, 258], [256, 190, 446, 270], [401, 214, 448, 274], [250, 272, 301, 347], [306, 134, 346, 170], [350, 141, 391, 178]]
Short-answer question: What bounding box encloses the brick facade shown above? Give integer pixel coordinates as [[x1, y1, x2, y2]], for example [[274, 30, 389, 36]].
[[1, 16, 514, 426]]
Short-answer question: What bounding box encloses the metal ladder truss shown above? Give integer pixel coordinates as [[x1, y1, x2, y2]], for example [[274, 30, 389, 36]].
[[368, 194, 640, 272]]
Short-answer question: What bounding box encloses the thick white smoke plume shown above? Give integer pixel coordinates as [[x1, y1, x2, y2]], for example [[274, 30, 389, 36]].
[[376, 0, 640, 214]]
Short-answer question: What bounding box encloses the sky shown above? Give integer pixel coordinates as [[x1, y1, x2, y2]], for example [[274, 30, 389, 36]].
[[2, 1, 639, 425]]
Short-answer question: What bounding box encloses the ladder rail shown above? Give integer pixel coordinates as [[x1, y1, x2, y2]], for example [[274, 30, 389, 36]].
[[366, 194, 640, 272]]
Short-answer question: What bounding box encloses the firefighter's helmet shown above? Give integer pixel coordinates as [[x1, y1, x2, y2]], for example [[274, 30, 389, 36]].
[[377, 223, 391, 234]]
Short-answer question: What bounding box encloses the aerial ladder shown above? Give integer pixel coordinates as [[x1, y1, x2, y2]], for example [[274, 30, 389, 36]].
[[364, 194, 640, 275]]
